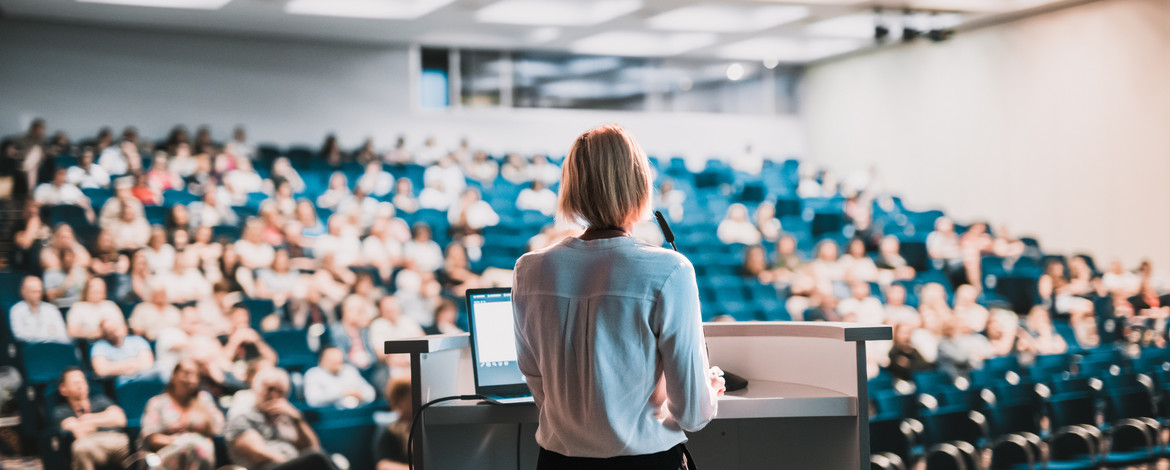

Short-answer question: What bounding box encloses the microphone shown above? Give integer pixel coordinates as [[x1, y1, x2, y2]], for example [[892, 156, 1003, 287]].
[[654, 210, 678, 252]]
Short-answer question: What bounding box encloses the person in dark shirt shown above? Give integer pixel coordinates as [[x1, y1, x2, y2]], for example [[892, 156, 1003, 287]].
[[887, 323, 932, 381], [375, 378, 412, 470], [53, 366, 130, 470]]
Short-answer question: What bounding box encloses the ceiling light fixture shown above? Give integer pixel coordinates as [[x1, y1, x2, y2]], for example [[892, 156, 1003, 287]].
[[76, 0, 233, 9], [477, 0, 641, 26], [726, 63, 745, 81], [285, 0, 454, 20]]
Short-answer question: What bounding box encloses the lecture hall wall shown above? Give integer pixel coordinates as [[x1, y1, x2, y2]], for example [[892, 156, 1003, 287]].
[[802, 0, 1170, 268], [0, 19, 802, 167]]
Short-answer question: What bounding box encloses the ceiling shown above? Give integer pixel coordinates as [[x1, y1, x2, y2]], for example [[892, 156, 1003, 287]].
[[0, 0, 1088, 64]]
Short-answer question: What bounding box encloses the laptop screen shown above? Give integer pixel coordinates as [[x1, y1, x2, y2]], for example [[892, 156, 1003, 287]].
[[467, 288, 527, 389]]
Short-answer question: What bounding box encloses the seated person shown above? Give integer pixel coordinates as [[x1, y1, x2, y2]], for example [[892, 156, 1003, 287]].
[[883, 284, 919, 325], [936, 316, 993, 377], [226, 368, 334, 470], [375, 378, 413, 470], [952, 284, 990, 334], [10, 275, 70, 343], [90, 318, 156, 384], [34, 167, 92, 213], [140, 359, 225, 470], [875, 235, 916, 282], [303, 347, 376, 408], [515, 180, 557, 217], [716, 203, 762, 245], [67, 274, 127, 340], [369, 296, 425, 381], [53, 367, 130, 470], [837, 281, 883, 324], [128, 280, 182, 341], [886, 323, 932, 382]]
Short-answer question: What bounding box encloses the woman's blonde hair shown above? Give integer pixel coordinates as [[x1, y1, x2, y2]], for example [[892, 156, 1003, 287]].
[[557, 124, 653, 228]]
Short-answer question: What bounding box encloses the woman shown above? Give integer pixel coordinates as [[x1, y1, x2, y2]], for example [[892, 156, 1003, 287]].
[[140, 359, 225, 470], [67, 277, 126, 340], [513, 124, 722, 469]]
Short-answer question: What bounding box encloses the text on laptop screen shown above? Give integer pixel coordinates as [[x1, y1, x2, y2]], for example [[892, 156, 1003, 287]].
[[471, 292, 526, 387]]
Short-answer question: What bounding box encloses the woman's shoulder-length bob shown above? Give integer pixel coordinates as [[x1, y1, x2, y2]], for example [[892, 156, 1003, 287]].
[[557, 124, 654, 229]]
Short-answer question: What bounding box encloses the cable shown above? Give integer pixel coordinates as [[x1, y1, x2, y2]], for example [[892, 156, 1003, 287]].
[[516, 422, 523, 470], [407, 394, 483, 470]]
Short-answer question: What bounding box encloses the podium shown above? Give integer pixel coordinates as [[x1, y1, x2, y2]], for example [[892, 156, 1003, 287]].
[[385, 321, 891, 470]]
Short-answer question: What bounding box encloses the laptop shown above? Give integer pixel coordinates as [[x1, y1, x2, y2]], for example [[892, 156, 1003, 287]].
[[465, 287, 534, 405]]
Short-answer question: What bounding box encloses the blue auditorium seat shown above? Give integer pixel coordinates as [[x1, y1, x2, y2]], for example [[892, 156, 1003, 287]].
[[21, 342, 81, 385], [263, 329, 319, 372], [162, 189, 199, 207], [115, 377, 165, 434]]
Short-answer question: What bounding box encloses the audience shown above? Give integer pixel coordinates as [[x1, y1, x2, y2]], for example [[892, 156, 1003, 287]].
[[8, 123, 1170, 469], [303, 347, 377, 408]]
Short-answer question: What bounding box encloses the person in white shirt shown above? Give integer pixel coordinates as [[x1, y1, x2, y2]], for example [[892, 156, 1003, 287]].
[[730, 143, 763, 175], [837, 281, 885, 324], [362, 214, 405, 282], [402, 224, 443, 273], [883, 284, 919, 325], [315, 172, 350, 211], [34, 168, 91, 210], [234, 220, 276, 270], [463, 150, 499, 186], [67, 277, 126, 340], [355, 161, 394, 197], [156, 252, 213, 305], [302, 347, 376, 408], [716, 203, 762, 245], [416, 178, 453, 211], [513, 124, 722, 467], [224, 126, 256, 162], [516, 180, 558, 216], [422, 155, 465, 202], [188, 187, 238, 228], [66, 150, 110, 189], [952, 284, 990, 334], [314, 215, 362, 268], [97, 140, 141, 176], [9, 276, 70, 343], [527, 154, 561, 186], [368, 296, 424, 380], [413, 137, 445, 166]]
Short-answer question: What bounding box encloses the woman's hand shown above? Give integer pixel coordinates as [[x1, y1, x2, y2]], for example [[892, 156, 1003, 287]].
[[708, 367, 727, 396]]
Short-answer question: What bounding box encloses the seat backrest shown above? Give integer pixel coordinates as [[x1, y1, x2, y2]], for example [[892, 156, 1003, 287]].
[[22, 342, 81, 384]]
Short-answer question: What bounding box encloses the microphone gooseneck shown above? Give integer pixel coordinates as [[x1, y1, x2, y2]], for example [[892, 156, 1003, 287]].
[[654, 210, 678, 252]]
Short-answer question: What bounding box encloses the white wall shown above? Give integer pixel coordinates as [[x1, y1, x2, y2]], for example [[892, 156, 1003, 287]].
[[0, 19, 803, 165], [802, 0, 1170, 268]]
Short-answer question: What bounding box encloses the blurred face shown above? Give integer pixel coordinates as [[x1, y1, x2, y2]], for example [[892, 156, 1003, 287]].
[[230, 307, 250, 329], [99, 319, 126, 343], [880, 236, 899, 255], [778, 236, 796, 255], [53, 168, 67, 185], [60, 370, 88, 400], [255, 376, 288, 408], [379, 297, 401, 321], [937, 218, 954, 233], [849, 240, 865, 257], [21, 277, 43, 304], [85, 278, 106, 302], [851, 282, 870, 300], [321, 348, 343, 375], [955, 285, 976, 305], [888, 285, 906, 306], [170, 361, 201, 398], [745, 247, 766, 271], [818, 242, 838, 261]]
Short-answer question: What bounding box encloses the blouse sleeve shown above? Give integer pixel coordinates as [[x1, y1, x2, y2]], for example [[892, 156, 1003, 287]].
[[139, 395, 166, 438], [652, 261, 718, 432]]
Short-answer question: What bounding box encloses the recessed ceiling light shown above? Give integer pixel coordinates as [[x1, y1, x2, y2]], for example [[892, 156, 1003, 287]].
[[647, 4, 809, 33], [76, 0, 232, 9], [527, 27, 561, 44], [477, 0, 641, 26], [720, 37, 868, 63], [285, 0, 455, 20], [571, 31, 716, 57], [725, 63, 745, 81], [762, 57, 780, 69]]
